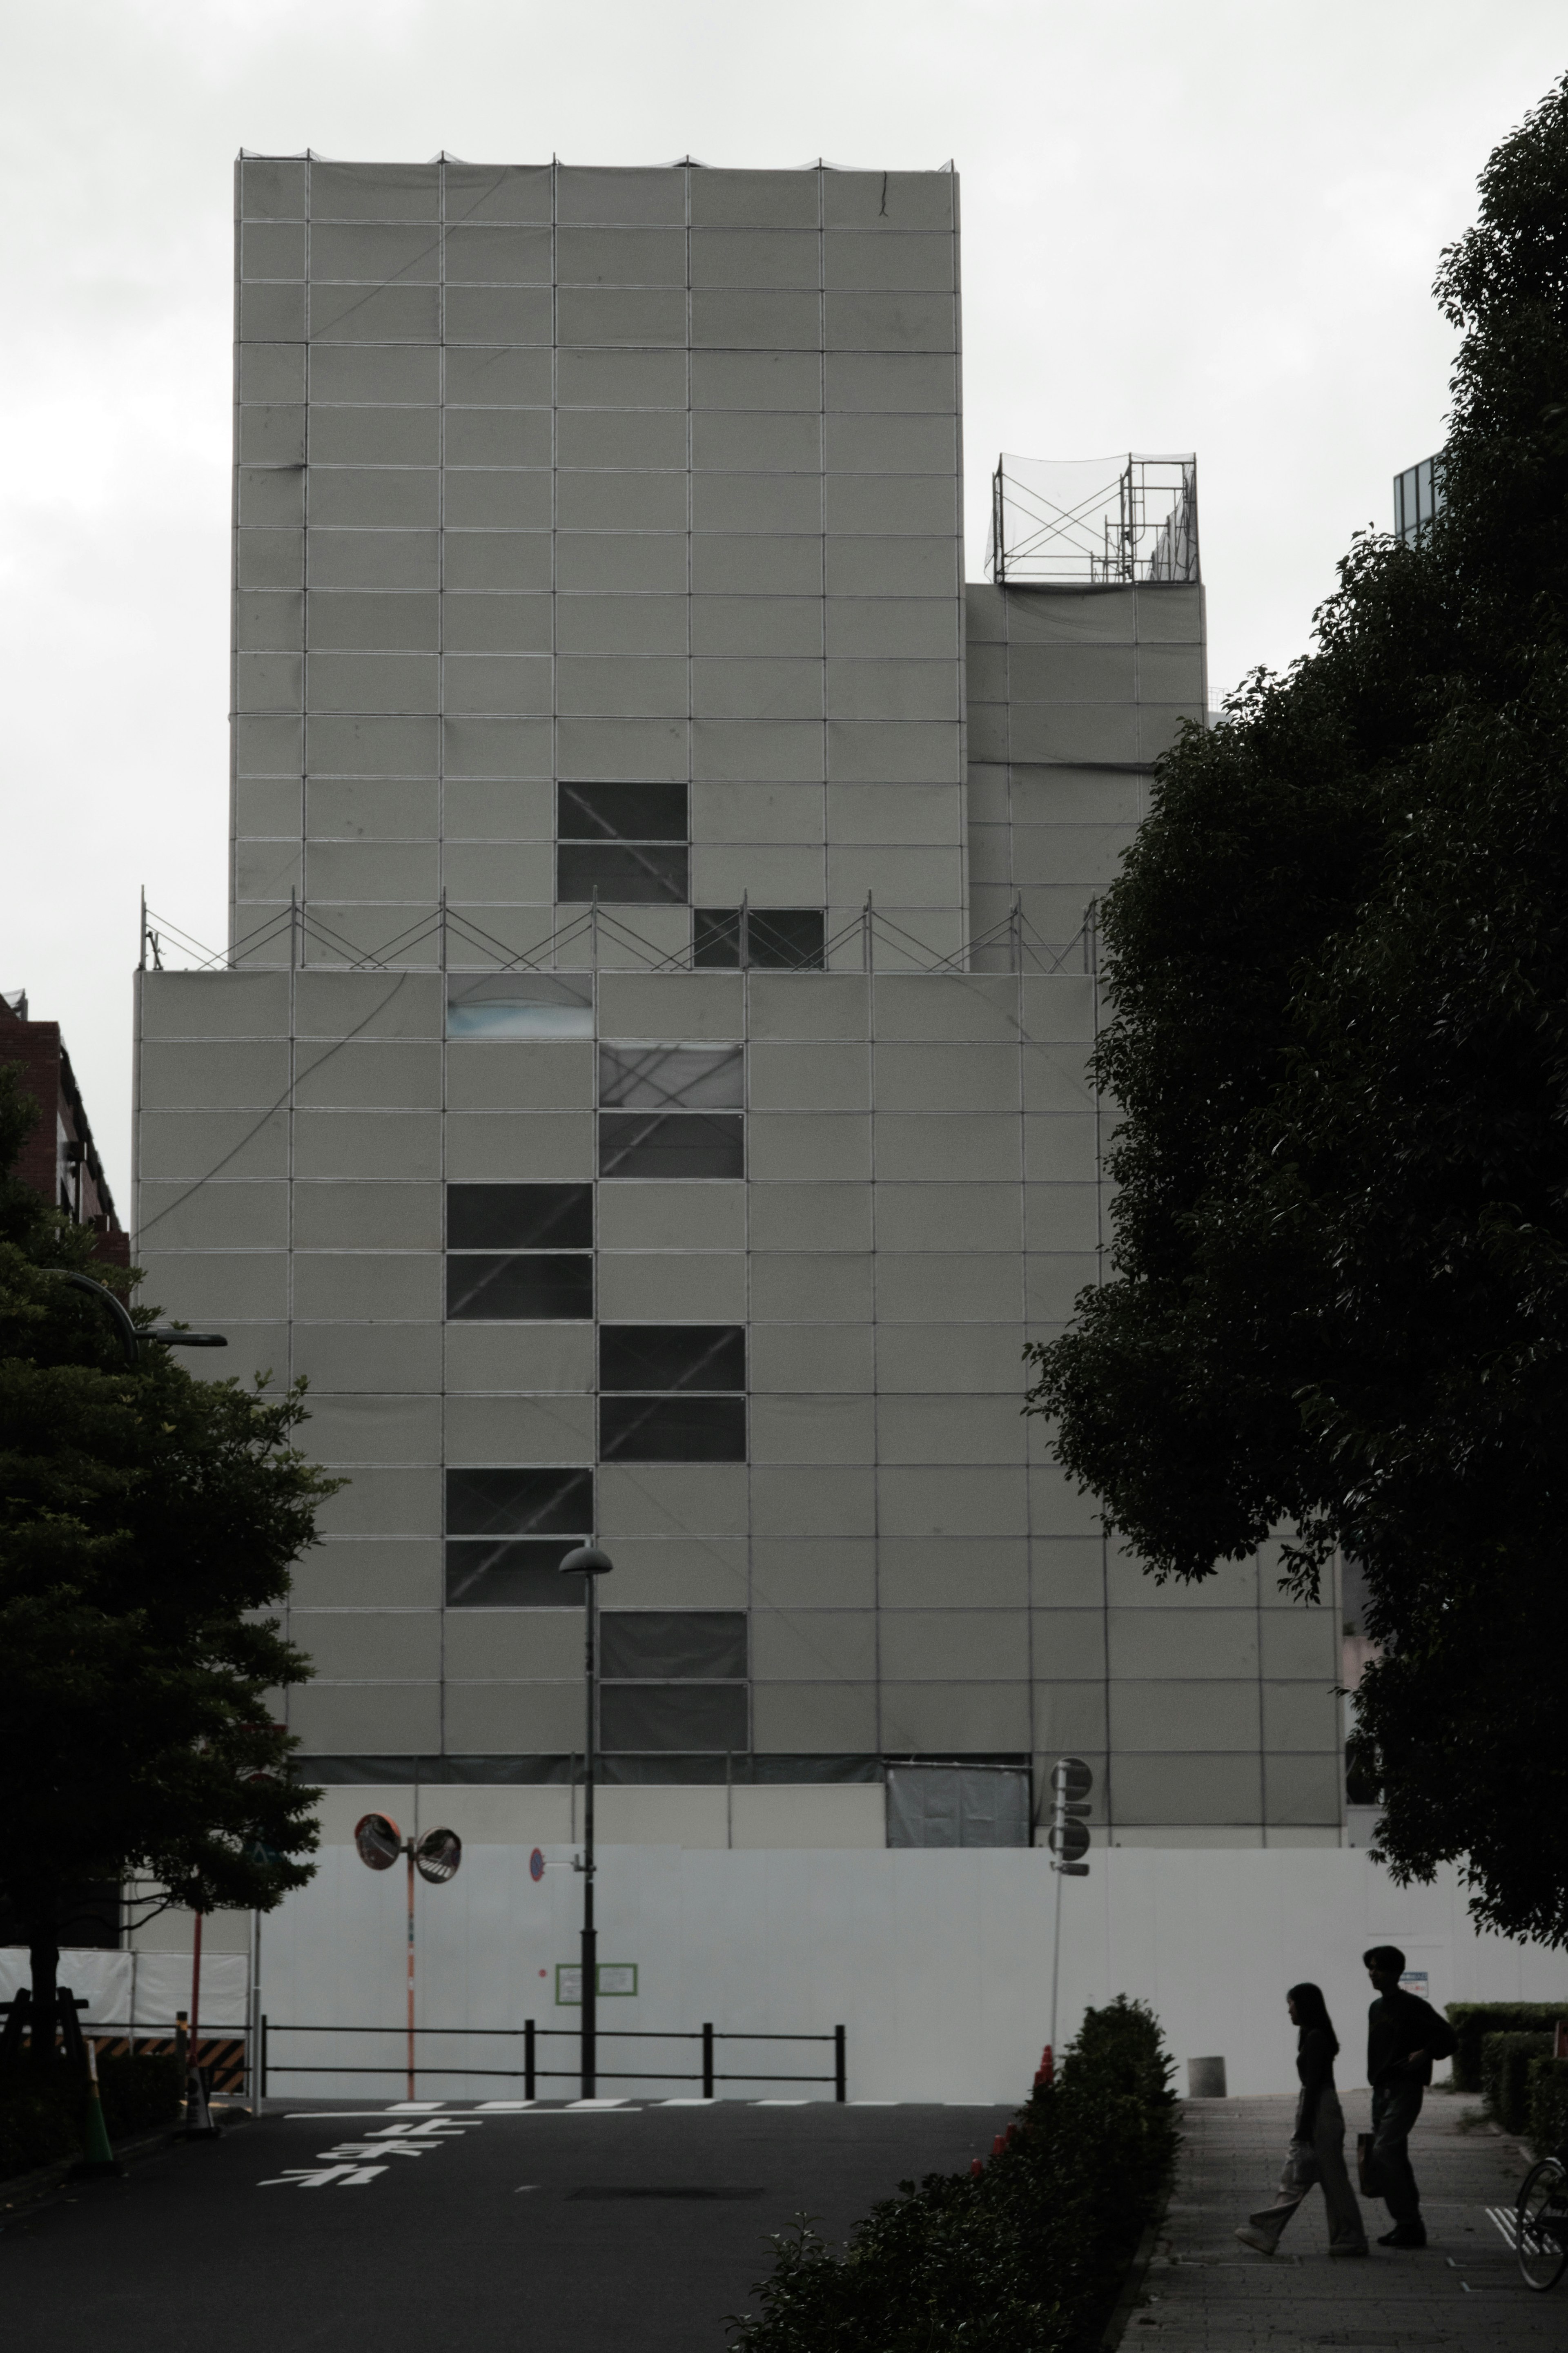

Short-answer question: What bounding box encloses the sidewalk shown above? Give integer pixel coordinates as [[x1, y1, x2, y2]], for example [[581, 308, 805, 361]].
[[1131, 2091, 1558, 2349]]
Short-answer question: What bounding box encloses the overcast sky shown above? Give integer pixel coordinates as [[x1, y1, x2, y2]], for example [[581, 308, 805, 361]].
[[3, 0, 1563, 1205]]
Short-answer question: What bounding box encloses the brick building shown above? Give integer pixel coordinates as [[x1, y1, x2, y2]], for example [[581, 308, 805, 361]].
[[1, 989, 129, 1266]]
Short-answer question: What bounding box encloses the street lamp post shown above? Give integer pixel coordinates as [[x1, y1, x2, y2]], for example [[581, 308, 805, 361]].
[[559, 1542, 614, 2099], [55, 1271, 227, 1365]]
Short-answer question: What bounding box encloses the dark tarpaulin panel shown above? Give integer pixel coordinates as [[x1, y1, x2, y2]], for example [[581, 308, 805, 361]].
[[599, 1610, 748, 1681], [445, 1539, 585, 1606], [446, 1251, 593, 1320], [599, 1324, 745, 1392], [885, 1765, 1031, 1848], [599, 1683, 749, 1754], [447, 1182, 593, 1249], [445, 1466, 593, 1536], [598, 1110, 744, 1180]]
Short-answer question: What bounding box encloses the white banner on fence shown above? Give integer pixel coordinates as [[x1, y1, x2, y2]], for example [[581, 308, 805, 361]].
[[0, 1948, 249, 2030]]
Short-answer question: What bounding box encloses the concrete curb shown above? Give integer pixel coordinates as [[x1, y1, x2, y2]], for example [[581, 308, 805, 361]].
[[1099, 2170, 1176, 2353]]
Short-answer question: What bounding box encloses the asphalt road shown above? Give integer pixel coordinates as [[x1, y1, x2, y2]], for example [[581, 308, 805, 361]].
[[1, 2097, 1014, 2352]]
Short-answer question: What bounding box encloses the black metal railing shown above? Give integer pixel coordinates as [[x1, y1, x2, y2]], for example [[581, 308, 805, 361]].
[[260, 2017, 846, 2103]]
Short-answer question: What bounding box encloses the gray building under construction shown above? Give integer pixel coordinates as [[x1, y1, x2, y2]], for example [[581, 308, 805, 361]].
[[132, 156, 1343, 1856]]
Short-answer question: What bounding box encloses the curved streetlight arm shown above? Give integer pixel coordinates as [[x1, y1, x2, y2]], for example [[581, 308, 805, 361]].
[[55, 1271, 227, 1365]]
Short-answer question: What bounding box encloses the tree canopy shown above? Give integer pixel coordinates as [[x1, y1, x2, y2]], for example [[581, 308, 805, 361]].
[[0, 1062, 335, 2045], [1025, 76, 1568, 1945]]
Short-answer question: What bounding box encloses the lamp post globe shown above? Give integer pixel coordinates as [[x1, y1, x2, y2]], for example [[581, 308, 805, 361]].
[[559, 1543, 614, 2097]]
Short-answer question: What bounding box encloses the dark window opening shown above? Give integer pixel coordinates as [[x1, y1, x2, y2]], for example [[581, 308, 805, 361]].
[[559, 782, 686, 842], [600, 1325, 745, 1393], [599, 1045, 743, 1111], [599, 1684, 749, 1755], [445, 1539, 587, 1608], [600, 1611, 748, 1681], [557, 782, 688, 906], [447, 1254, 593, 1320], [598, 1111, 743, 1180], [600, 1394, 746, 1461], [445, 1467, 594, 1538], [449, 1183, 593, 1251], [693, 908, 825, 970]]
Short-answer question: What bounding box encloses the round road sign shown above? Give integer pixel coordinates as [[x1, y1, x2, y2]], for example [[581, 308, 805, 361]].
[[530, 1847, 545, 1882]]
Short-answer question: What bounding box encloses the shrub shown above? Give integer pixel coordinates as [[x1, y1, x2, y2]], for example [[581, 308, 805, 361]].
[[0, 2052, 184, 2184], [1526, 2056, 1568, 2157], [98, 2053, 184, 2138], [1446, 2004, 1566, 2093], [728, 1996, 1178, 2353], [0, 2080, 81, 2185], [1481, 2032, 1553, 2133]]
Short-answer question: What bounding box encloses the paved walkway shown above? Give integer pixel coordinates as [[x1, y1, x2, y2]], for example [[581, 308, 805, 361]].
[[1132, 2091, 1557, 2350]]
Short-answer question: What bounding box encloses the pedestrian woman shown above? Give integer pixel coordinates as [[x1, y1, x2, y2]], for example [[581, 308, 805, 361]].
[[1235, 1984, 1368, 2256]]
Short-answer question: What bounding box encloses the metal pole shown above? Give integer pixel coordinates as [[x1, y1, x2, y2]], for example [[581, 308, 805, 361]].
[[702, 2021, 714, 2099], [525, 2017, 535, 2101], [834, 2024, 846, 2104], [405, 1842, 416, 2099], [1049, 1861, 1063, 2061], [581, 1574, 597, 2099], [260, 2013, 269, 2105], [189, 1910, 203, 2102]]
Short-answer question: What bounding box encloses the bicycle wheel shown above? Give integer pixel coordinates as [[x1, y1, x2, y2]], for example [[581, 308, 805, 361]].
[[1517, 2156, 1568, 2292]]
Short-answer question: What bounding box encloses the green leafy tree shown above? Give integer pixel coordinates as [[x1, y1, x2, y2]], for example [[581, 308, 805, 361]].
[[0, 1063, 335, 2060], [1025, 77, 1568, 1945]]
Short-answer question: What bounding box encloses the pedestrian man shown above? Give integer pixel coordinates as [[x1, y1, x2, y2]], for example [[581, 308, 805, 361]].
[[1363, 1944, 1456, 2248]]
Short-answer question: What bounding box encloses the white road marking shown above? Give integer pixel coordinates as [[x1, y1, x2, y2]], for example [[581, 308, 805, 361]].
[[566, 2097, 630, 2108], [477, 2100, 536, 2110], [385, 2100, 446, 2111], [1486, 2205, 1520, 2248], [661, 2097, 715, 2105], [261, 2164, 388, 2189], [363, 2121, 479, 2138], [754, 2099, 808, 2106], [318, 2142, 428, 2160]]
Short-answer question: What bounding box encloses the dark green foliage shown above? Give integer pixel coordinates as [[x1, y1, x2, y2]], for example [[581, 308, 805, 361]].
[[1023, 75, 1568, 1946], [0, 2052, 183, 2183], [1447, 2002, 1568, 2092], [727, 1997, 1176, 2353], [1482, 2031, 1554, 2132], [1526, 2055, 1568, 2155], [0, 2079, 80, 2181], [97, 2051, 185, 2136], [0, 1061, 336, 2041]]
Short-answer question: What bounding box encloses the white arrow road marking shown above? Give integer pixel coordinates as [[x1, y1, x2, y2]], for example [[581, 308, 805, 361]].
[[261, 2165, 389, 2189], [317, 2143, 430, 2160]]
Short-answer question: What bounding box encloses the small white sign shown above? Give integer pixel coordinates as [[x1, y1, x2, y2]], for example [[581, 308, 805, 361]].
[[556, 1961, 639, 2004]]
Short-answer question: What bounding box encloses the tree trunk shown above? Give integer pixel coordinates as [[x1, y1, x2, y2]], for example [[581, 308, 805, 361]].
[[27, 1928, 60, 2070]]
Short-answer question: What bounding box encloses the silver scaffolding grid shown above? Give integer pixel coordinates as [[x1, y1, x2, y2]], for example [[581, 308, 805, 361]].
[[988, 453, 1199, 587]]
